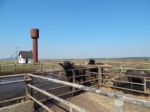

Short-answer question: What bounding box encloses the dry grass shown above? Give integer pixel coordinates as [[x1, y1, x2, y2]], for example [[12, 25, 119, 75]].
[[1, 59, 150, 75]]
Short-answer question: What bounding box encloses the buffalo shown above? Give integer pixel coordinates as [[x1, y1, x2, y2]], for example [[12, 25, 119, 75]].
[[126, 70, 150, 90], [87, 59, 104, 79], [114, 70, 150, 92], [59, 60, 104, 88], [59, 61, 89, 86]]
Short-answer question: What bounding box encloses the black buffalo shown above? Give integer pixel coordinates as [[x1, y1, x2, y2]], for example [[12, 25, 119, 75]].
[[114, 70, 150, 91], [126, 70, 148, 83], [88, 58, 96, 65], [126, 70, 150, 89], [88, 59, 104, 79], [59, 61, 88, 86]]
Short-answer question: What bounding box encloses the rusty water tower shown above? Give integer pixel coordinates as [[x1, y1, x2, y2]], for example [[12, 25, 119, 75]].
[[31, 28, 39, 64]]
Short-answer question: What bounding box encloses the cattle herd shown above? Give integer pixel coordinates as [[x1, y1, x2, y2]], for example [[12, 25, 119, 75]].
[[59, 59, 103, 87], [59, 59, 150, 93]]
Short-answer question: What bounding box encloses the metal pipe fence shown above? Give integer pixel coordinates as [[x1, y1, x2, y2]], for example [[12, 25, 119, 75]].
[[52, 66, 150, 95], [0, 64, 150, 112], [28, 84, 88, 112], [28, 94, 54, 112], [56, 65, 150, 94], [26, 73, 150, 112], [1, 64, 149, 94], [84, 68, 147, 95], [0, 72, 90, 111]]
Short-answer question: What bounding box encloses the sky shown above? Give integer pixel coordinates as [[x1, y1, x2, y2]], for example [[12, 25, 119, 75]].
[[0, 0, 150, 59]]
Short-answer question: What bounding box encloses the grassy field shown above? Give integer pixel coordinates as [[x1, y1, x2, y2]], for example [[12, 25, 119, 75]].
[[1, 58, 150, 75]]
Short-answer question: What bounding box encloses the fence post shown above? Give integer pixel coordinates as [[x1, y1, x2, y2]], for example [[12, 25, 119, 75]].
[[40, 64, 43, 72], [98, 66, 102, 87], [0, 64, 1, 75], [72, 70, 76, 96], [119, 66, 123, 74], [144, 77, 147, 93], [14, 64, 16, 74], [52, 65, 54, 70], [58, 71, 61, 80], [70, 107, 74, 112], [24, 74, 33, 100], [114, 92, 124, 112]]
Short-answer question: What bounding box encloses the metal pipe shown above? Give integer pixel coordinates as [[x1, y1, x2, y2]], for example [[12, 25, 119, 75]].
[[79, 78, 98, 84], [47, 85, 67, 91], [40, 89, 81, 103], [0, 96, 25, 104], [116, 68, 150, 71], [27, 73, 114, 97], [116, 74, 150, 79], [28, 94, 53, 112], [0, 79, 31, 85], [0, 74, 24, 78], [111, 86, 148, 94], [105, 79, 145, 86], [27, 73, 150, 108], [28, 84, 89, 112]]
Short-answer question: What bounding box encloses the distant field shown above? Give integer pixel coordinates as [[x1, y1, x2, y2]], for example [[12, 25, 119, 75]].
[[40, 58, 150, 68], [1, 58, 150, 75]]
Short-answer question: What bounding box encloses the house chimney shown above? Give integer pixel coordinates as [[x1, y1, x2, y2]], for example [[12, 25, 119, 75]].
[[31, 28, 39, 63]]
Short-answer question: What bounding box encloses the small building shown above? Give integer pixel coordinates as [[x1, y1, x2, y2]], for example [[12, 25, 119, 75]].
[[18, 51, 33, 64]]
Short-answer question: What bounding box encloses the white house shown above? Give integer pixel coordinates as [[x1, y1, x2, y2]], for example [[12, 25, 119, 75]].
[[18, 51, 33, 64]]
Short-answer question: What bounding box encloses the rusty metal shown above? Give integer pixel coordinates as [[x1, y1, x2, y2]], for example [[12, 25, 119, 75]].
[[31, 28, 39, 64], [31, 28, 39, 38]]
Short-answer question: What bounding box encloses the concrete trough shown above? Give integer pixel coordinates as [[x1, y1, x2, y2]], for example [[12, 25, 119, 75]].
[[0, 100, 34, 112]]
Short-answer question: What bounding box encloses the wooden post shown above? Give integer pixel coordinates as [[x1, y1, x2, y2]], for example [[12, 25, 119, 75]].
[[70, 107, 74, 112], [24, 74, 33, 100], [40, 64, 43, 72], [119, 66, 123, 74], [72, 70, 76, 96], [144, 77, 147, 93], [52, 65, 55, 70], [24, 75, 29, 100], [0, 64, 1, 75], [58, 71, 61, 80], [98, 66, 102, 87], [114, 92, 124, 112], [30, 64, 32, 73], [14, 64, 16, 74]]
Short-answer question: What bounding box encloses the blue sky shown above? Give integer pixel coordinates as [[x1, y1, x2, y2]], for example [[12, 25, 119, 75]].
[[0, 0, 150, 59]]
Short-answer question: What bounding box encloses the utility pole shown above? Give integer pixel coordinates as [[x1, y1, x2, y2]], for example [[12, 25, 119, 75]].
[[15, 47, 19, 63]]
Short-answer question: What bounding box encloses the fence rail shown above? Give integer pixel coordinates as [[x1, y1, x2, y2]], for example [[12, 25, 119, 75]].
[[28, 84, 88, 112], [27, 73, 150, 108], [0, 63, 59, 75], [0, 65, 150, 112]]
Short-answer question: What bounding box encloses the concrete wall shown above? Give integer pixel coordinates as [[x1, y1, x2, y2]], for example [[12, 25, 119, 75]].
[[0, 100, 34, 112]]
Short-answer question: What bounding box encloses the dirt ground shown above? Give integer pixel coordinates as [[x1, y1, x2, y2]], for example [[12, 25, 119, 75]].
[[69, 92, 150, 112], [48, 92, 150, 112], [1, 66, 150, 112]]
